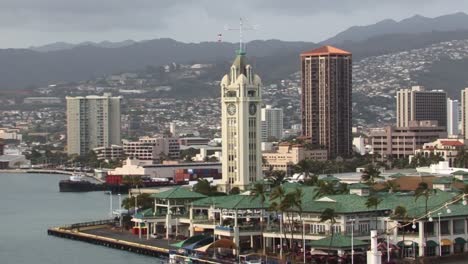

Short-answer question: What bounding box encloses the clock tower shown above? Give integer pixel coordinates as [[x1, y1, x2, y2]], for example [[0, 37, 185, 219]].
[[220, 49, 262, 192]]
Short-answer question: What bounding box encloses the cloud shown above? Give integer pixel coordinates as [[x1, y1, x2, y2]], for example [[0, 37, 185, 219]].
[[0, 0, 467, 47]]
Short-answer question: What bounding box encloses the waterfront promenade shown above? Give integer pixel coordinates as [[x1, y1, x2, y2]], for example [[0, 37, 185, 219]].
[[48, 220, 170, 258], [47, 221, 230, 264]]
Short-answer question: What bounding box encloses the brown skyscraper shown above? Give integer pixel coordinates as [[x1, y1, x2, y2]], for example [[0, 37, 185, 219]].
[[301, 46, 352, 159]]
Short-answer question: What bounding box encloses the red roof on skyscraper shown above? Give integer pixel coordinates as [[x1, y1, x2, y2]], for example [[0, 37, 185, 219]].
[[301, 45, 351, 56]]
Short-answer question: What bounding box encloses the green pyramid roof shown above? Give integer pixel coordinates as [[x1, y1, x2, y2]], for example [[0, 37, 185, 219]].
[[389, 173, 406, 178], [151, 186, 207, 200], [349, 183, 370, 189], [433, 177, 454, 184], [451, 170, 468, 176], [320, 175, 341, 182]]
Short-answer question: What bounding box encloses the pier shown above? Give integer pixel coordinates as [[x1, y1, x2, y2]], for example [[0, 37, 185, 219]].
[[47, 220, 170, 259]]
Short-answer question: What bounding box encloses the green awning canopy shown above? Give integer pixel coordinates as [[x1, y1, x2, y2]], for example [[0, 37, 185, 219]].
[[171, 235, 208, 248], [306, 234, 369, 249], [134, 208, 154, 219], [426, 240, 438, 247], [455, 237, 466, 244]]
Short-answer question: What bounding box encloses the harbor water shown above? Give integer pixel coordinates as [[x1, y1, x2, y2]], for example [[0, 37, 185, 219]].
[[0, 173, 162, 264]]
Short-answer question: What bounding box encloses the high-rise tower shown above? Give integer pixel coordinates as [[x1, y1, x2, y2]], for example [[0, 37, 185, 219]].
[[396, 86, 447, 128], [301, 45, 352, 159], [220, 50, 262, 192], [66, 93, 122, 156]]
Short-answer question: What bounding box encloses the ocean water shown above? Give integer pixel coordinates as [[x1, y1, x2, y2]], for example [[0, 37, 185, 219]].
[[0, 173, 160, 264]]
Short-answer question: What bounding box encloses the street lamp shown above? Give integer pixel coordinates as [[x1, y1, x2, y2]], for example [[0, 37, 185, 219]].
[[350, 218, 355, 264], [107, 190, 113, 218], [438, 212, 442, 256], [303, 219, 306, 264]]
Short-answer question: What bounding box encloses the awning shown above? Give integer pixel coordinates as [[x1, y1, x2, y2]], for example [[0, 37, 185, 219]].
[[195, 239, 237, 252], [171, 235, 208, 248], [441, 239, 452, 246], [183, 236, 214, 250], [397, 240, 419, 247], [454, 237, 466, 244], [426, 240, 438, 247], [310, 249, 328, 255]]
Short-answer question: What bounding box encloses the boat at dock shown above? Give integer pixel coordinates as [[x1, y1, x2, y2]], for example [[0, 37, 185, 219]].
[[59, 172, 107, 192], [59, 174, 185, 193]]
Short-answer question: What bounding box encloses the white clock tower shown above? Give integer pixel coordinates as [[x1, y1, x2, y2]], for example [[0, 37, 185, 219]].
[[220, 49, 262, 192]]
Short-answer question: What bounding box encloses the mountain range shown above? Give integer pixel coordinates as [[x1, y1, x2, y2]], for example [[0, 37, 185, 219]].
[[2, 12, 468, 91]]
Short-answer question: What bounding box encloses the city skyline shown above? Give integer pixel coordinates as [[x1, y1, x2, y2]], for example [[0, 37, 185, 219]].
[[1, 1, 468, 48]]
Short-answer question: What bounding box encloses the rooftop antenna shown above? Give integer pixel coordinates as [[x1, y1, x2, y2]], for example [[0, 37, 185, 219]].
[[224, 18, 258, 55]]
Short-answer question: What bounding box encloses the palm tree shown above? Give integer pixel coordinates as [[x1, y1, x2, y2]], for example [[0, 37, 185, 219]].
[[250, 182, 268, 255], [455, 150, 468, 168], [320, 208, 337, 262], [365, 196, 383, 230], [294, 159, 314, 180], [415, 181, 437, 255], [302, 175, 319, 186], [383, 180, 400, 193], [415, 182, 436, 218], [270, 185, 289, 254], [282, 193, 296, 254], [122, 175, 143, 193], [193, 179, 217, 196], [314, 180, 337, 199], [392, 206, 408, 258], [292, 188, 304, 259], [267, 170, 287, 187], [361, 164, 383, 185]]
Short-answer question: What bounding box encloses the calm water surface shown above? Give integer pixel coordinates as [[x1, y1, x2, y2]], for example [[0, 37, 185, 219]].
[[0, 173, 160, 264]]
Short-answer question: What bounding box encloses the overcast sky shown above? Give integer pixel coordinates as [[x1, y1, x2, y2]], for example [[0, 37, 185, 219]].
[[2, 0, 468, 48]]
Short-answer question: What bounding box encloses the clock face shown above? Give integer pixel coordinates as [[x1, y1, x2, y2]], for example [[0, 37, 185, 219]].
[[227, 103, 236, 115], [249, 103, 257, 115]]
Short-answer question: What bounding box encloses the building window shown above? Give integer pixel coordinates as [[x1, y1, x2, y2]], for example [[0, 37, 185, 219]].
[[440, 221, 450, 235], [441, 245, 451, 256], [310, 224, 326, 234], [454, 243, 464, 254], [425, 246, 436, 257], [453, 219, 465, 234]]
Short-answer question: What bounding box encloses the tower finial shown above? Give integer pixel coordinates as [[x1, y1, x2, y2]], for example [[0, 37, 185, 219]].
[[225, 17, 257, 55]]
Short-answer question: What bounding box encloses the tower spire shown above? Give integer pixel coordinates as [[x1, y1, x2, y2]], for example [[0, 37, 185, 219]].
[[225, 17, 257, 55]]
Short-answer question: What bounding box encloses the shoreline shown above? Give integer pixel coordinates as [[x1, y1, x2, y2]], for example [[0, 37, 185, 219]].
[[0, 169, 104, 183]]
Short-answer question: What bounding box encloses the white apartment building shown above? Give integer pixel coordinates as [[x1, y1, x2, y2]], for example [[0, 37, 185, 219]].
[[66, 93, 122, 156], [447, 98, 459, 136], [261, 105, 283, 141]]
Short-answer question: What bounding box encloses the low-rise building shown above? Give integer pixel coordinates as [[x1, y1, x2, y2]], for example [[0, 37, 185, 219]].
[[123, 136, 180, 163], [370, 120, 447, 159], [132, 182, 468, 260], [108, 157, 221, 179], [23, 97, 62, 105], [0, 154, 30, 169], [414, 139, 466, 167], [93, 145, 124, 161], [178, 137, 210, 147], [262, 143, 327, 174], [0, 128, 22, 141]]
